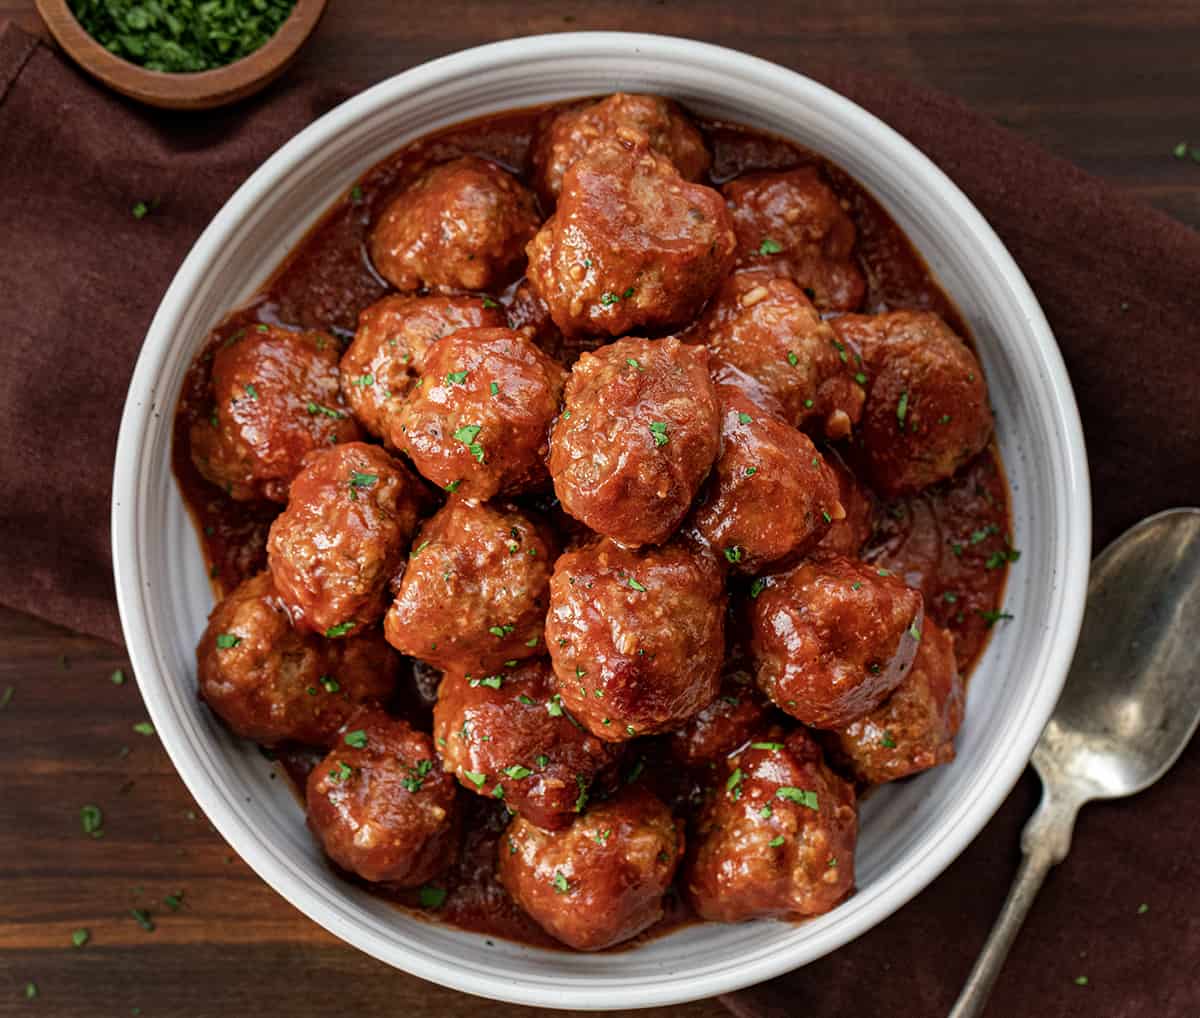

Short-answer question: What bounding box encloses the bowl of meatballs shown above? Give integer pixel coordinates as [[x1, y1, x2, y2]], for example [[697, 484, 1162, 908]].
[[112, 32, 1090, 1010]]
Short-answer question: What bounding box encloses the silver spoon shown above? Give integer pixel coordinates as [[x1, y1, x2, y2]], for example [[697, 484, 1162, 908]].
[[949, 507, 1200, 1018]]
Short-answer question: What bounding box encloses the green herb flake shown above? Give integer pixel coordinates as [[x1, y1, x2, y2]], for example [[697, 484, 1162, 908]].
[[1138, 902, 1150, 914], [881, 731, 897, 749], [463, 770, 487, 788], [325, 621, 356, 637], [71, 928, 90, 948], [758, 237, 783, 255], [768, 835, 785, 848], [726, 767, 744, 799], [411, 540, 430, 558], [344, 730, 368, 749], [724, 546, 743, 564], [896, 390, 909, 430], [1172, 140, 1190, 159], [482, 296, 500, 309], [329, 761, 353, 783], [648, 421, 669, 447], [744, 466, 758, 477], [446, 369, 469, 385], [749, 578, 767, 599], [80, 804, 104, 837], [444, 479, 462, 494], [751, 742, 784, 751], [593, 828, 612, 845], [306, 401, 344, 419], [418, 885, 447, 909], [489, 381, 499, 396], [110, 668, 126, 685], [163, 892, 184, 911], [627, 577, 647, 592], [759, 805, 773, 819], [546, 694, 565, 718], [469, 675, 504, 690], [0, 686, 12, 711], [626, 357, 642, 371], [943, 591, 959, 604], [553, 871, 571, 893], [979, 609, 1014, 628], [133, 721, 155, 736], [216, 633, 240, 649], [503, 765, 532, 780], [352, 373, 374, 387], [574, 774, 590, 812], [786, 350, 799, 367], [776, 786, 819, 810], [24, 983, 37, 1000], [855, 372, 867, 385], [525, 635, 540, 647], [1074, 976, 1089, 987], [488, 623, 515, 638], [737, 411, 753, 424], [909, 622, 921, 642], [130, 908, 155, 932], [348, 471, 378, 490]]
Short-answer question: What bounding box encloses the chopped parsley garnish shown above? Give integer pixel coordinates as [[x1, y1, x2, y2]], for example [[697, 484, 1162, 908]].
[[1074, 976, 1089, 987], [855, 372, 867, 385], [759, 805, 773, 819], [546, 694, 565, 718], [896, 390, 910, 430], [744, 466, 757, 477], [909, 622, 922, 641], [768, 835, 785, 847], [881, 731, 897, 748], [627, 577, 647, 592], [216, 633, 240, 649], [352, 374, 374, 387], [751, 742, 783, 751], [0, 686, 12, 711], [401, 759, 434, 792], [418, 885, 447, 909], [444, 479, 462, 493], [749, 578, 767, 598], [72, 928, 90, 948], [648, 421, 670, 447], [329, 761, 353, 783], [593, 828, 612, 845], [851, 581, 862, 591], [503, 765, 532, 780], [970, 523, 1000, 544], [481, 296, 500, 309], [488, 623, 515, 638], [348, 471, 378, 490], [943, 591, 959, 604], [130, 908, 155, 932], [726, 767, 744, 799], [786, 351, 799, 367], [574, 774, 589, 812], [724, 546, 743, 564], [411, 540, 430, 558], [737, 411, 753, 424], [80, 805, 104, 837], [979, 609, 1014, 628], [242, 382, 258, 400], [1138, 902, 1150, 914], [938, 414, 952, 424], [163, 892, 184, 911], [463, 770, 487, 787], [553, 871, 570, 893], [325, 621, 355, 637], [453, 424, 485, 463], [344, 730, 368, 749], [626, 357, 642, 371], [445, 369, 469, 384], [758, 237, 783, 255], [306, 401, 344, 419], [492, 784, 505, 798], [24, 983, 37, 1000], [517, 694, 535, 705], [625, 756, 646, 784], [535, 754, 549, 768], [469, 675, 504, 690], [110, 669, 126, 685], [133, 721, 155, 736], [985, 545, 1022, 569], [525, 635, 539, 647], [350, 185, 364, 204], [776, 787, 819, 810]]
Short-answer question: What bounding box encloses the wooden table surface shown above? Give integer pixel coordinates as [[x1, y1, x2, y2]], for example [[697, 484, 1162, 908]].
[[2, 3, 1198, 1016]]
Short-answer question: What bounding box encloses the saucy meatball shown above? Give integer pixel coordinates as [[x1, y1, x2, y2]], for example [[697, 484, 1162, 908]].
[[339, 294, 505, 446], [683, 269, 865, 438], [832, 311, 994, 496], [369, 156, 540, 293], [190, 325, 360, 502], [266, 443, 427, 637], [197, 572, 397, 746], [384, 500, 556, 672], [526, 136, 736, 339], [815, 452, 876, 558], [531, 92, 711, 207], [686, 728, 857, 921], [433, 659, 621, 830], [668, 658, 772, 769], [749, 554, 924, 728], [306, 709, 460, 885], [396, 327, 567, 502], [826, 620, 964, 784], [723, 166, 865, 312], [546, 538, 725, 740], [688, 383, 844, 574], [550, 337, 721, 547], [497, 785, 682, 950]]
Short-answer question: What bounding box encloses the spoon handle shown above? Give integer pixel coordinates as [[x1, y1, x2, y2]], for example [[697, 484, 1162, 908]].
[[947, 788, 1080, 1018]]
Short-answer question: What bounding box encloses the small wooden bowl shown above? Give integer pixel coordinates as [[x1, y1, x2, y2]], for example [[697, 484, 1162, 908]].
[[35, 0, 327, 110]]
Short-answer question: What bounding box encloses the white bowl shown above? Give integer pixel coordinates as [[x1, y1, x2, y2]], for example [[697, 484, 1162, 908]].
[[112, 32, 1091, 1011]]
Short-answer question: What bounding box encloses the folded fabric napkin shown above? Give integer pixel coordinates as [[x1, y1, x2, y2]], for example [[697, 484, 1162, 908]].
[[1, 20, 1196, 1017]]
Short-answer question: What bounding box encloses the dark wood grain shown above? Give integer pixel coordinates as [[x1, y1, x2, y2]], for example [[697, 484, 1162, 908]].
[[2, 1, 1199, 1015]]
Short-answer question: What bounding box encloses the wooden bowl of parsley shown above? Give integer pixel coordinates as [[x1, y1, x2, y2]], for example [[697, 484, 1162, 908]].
[[36, 0, 327, 110]]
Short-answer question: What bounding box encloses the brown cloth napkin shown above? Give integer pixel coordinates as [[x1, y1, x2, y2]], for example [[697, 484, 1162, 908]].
[[1, 21, 1197, 1017]]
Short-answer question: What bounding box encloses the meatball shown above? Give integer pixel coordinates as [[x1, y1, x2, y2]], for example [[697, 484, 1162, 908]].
[[338, 294, 505, 446], [546, 538, 725, 740], [815, 452, 876, 558], [826, 620, 964, 784], [749, 554, 924, 728], [306, 709, 460, 885], [831, 311, 994, 496], [550, 337, 721, 547], [396, 327, 567, 502], [668, 658, 772, 769], [686, 728, 857, 921], [531, 93, 711, 207], [369, 156, 540, 293], [723, 166, 865, 312], [197, 572, 397, 746], [190, 325, 360, 502], [687, 383, 844, 574], [384, 500, 556, 672], [266, 443, 427, 637], [526, 136, 736, 339], [433, 659, 621, 829], [683, 269, 864, 437], [497, 785, 682, 950]]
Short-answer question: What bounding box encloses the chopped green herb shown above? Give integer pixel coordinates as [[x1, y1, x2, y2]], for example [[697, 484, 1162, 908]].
[[24, 983, 37, 1000], [535, 754, 549, 768], [81, 804, 104, 837], [163, 892, 184, 911], [329, 761, 353, 783], [1172, 140, 1190, 159], [626, 357, 642, 371], [786, 350, 799, 367], [306, 401, 344, 419], [492, 784, 505, 798], [110, 668, 126, 685], [943, 591, 959, 604], [648, 421, 669, 447], [1074, 976, 1089, 987], [832, 340, 848, 363], [851, 581, 862, 591], [344, 730, 368, 749], [489, 381, 499, 396], [776, 787, 819, 810], [0, 686, 12, 711], [896, 390, 909, 429], [216, 633, 240, 649], [881, 731, 897, 749], [546, 694, 565, 718], [133, 721, 155, 736], [325, 621, 355, 637], [481, 296, 500, 309], [488, 623, 515, 638], [574, 774, 589, 812], [71, 927, 91, 948], [751, 742, 784, 751], [525, 635, 540, 647], [349, 185, 364, 204], [737, 411, 753, 424], [553, 871, 571, 893], [745, 466, 758, 477], [749, 578, 767, 598], [726, 767, 744, 799], [979, 609, 1014, 628], [627, 577, 647, 592], [452, 424, 485, 464], [854, 372, 867, 385], [418, 885, 447, 909], [1138, 902, 1150, 914], [938, 414, 952, 424], [909, 622, 921, 642], [758, 237, 783, 255], [724, 546, 743, 564], [411, 540, 430, 558], [469, 675, 504, 690], [759, 805, 773, 818], [446, 369, 469, 384], [503, 765, 532, 780], [463, 770, 487, 788], [348, 471, 378, 491], [768, 835, 785, 848], [130, 908, 155, 932], [444, 479, 462, 494], [593, 828, 612, 845], [970, 524, 999, 544]]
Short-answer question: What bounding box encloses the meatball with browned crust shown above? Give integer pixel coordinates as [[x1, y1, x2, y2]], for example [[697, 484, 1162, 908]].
[[197, 572, 397, 747], [723, 166, 865, 312], [369, 156, 540, 293], [267, 443, 428, 638], [682, 269, 864, 438], [306, 709, 460, 885], [531, 93, 711, 207], [687, 383, 844, 574], [433, 659, 621, 829], [395, 328, 567, 502], [668, 657, 773, 770], [526, 136, 735, 339], [686, 728, 857, 921], [546, 538, 725, 741], [339, 294, 505, 446], [826, 620, 964, 784], [384, 500, 556, 672], [550, 337, 720, 547], [190, 325, 360, 502], [814, 452, 876, 558], [497, 785, 683, 950], [749, 554, 924, 728], [831, 311, 994, 497]]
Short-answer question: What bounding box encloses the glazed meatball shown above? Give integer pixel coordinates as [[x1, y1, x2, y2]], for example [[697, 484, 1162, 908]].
[[550, 337, 721, 547], [306, 709, 460, 885], [723, 166, 865, 312], [526, 136, 736, 339], [384, 500, 556, 672], [369, 156, 540, 293], [668, 657, 772, 769], [338, 294, 505, 446], [546, 538, 725, 740], [826, 620, 964, 784], [831, 311, 994, 496], [433, 659, 621, 829], [749, 554, 924, 728], [266, 443, 428, 637], [190, 325, 360, 502], [815, 452, 876, 558], [686, 728, 857, 921], [688, 383, 844, 574], [197, 572, 397, 746], [498, 785, 682, 950], [396, 328, 567, 502], [683, 269, 865, 437], [531, 93, 711, 207]]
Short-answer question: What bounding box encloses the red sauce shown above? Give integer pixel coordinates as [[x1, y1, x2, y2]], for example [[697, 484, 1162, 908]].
[[174, 101, 1013, 950]]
